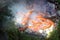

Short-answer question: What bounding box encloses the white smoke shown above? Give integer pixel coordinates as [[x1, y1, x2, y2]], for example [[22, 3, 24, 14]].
[[8, 0, 55, 37], [8, 0, 56, 24]]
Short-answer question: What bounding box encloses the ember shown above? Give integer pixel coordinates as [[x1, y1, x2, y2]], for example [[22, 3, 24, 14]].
[[20, 10, 54, 31], [17, 10, 55, 38], [8, 0, 56, 38]]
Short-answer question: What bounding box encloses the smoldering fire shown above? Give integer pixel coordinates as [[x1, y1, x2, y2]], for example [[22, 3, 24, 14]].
[[8, 0, 56, 38]]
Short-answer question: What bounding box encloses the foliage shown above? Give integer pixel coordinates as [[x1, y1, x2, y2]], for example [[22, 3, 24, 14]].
[[7, 21, 60, 40], [46, 21, 60, 40], [0, 5, 13, 40], [57, 0, 60, 3], [0, 0, 60, 40]]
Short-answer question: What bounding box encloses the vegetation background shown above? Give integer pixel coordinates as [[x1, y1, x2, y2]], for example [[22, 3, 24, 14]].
[[0, 0, 60, 40]]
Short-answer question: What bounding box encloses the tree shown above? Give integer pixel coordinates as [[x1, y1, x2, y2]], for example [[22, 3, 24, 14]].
[[0, 5, 12, 40]]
